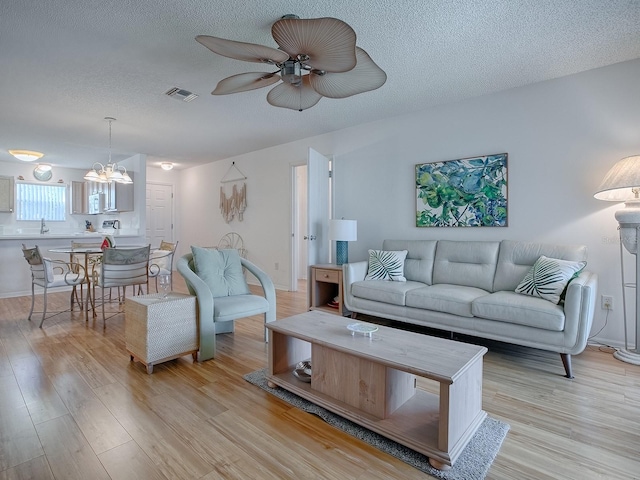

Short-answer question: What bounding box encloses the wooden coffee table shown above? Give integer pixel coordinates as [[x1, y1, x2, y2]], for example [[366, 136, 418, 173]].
[[266, 310, 487, 470]]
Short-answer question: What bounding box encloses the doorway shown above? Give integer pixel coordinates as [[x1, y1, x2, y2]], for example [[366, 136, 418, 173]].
[[290, 149, 333, 292], [146, 182, 174, 248]]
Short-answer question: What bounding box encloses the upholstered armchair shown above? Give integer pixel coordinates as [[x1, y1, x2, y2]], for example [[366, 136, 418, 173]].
[[177, 247, 276, 361]]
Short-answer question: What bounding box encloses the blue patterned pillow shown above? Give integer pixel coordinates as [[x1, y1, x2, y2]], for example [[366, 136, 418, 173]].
[[515, 255, 586, 304], [365, 250, 408, 282]]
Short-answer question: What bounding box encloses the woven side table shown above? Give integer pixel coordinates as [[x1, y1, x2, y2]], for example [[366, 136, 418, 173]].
[[125, 293, 198, 374]]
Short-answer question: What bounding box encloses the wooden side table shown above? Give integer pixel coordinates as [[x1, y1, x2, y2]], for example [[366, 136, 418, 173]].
[[309, 264, 351, 316], [125, 293, 198, 374]]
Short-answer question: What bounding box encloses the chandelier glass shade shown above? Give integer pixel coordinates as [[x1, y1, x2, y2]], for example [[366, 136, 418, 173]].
[[84, 162, 132, 184], [84, 117, 132, 184]]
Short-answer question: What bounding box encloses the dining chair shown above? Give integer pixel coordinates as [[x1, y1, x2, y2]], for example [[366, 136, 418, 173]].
[[70, 240, 103, 307], [91, 245, 151, 328], [149, 240, 179, 292], [21, 244, 88, 328]]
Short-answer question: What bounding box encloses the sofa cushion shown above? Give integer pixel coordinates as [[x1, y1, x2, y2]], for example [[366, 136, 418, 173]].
[[493, 240, 588, 292], [351, 280, 424, 306], [365, 250, 409, 281], [382, 240, 437, 284], [191, 246, 251, 298], [472, 291, 565, 331], [432, 240, 500, 292], [515, 255, 586, 304], [406, 284, 490, 317]]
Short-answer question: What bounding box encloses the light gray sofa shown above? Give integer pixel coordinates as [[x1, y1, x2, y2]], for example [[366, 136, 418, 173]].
[[343, 240, 598, 378]]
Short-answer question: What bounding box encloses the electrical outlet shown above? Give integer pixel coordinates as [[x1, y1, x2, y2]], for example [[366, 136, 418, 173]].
[[274, 262, 279, 271], [601, 295, 613, 310]]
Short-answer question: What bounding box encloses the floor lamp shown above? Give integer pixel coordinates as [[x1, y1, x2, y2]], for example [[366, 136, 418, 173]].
[[329, 219, 357, 265], [594, 155, 640, 365]]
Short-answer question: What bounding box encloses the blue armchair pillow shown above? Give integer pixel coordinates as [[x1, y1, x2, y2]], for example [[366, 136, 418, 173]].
[[191, 246, 251, 298]]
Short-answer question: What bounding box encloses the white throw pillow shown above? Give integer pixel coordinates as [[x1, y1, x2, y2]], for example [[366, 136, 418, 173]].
[[515, 255, 586, 304], [365, 250, 408, 282]]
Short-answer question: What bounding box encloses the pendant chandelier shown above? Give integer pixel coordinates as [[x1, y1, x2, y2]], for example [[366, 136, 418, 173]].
[[84, 117, 132, 184]]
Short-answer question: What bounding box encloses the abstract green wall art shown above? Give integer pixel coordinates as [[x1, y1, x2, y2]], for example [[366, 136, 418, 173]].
[[416, 153, 508, 227]]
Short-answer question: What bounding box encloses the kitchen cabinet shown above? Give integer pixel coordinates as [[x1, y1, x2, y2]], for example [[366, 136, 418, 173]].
[[105, 172, 134, 212], [0, 175, 15, 213], [70, 181, 88, 214], [82, 173, 134, 214]]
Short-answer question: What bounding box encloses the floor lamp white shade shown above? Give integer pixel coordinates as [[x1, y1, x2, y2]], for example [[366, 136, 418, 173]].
[[329, 219, 357, 265], [594, 155, 640, 364]]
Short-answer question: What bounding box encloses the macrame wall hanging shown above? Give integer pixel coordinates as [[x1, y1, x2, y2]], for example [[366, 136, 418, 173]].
[[220, 162, 247, 223]]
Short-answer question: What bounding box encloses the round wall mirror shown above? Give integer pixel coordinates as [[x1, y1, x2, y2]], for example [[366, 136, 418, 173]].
[[33, 164, 52, 181]]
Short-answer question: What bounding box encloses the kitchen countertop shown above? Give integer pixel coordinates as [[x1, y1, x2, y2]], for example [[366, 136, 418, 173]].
[[0, 232, 140, 240]]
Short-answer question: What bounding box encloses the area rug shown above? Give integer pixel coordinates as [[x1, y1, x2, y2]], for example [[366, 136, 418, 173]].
[[244, 369, 509, 480]]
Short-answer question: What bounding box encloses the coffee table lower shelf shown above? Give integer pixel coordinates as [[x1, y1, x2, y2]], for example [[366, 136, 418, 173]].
[[267, 370, 485, 470]]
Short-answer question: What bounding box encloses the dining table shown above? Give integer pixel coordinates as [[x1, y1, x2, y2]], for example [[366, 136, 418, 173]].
[[49, 244, 153, 321]]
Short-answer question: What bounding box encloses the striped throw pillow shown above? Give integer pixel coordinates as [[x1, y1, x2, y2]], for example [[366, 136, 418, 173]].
[[515, 255, 586, 304], [365, 250, 408, 282]]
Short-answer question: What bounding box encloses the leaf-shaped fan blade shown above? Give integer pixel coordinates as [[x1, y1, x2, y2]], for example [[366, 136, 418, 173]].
[[196, 35, 289, 64], [212, 72, 281, 95], [309, 47, 387, 98], [272, 17, 357, 73], [267, 76, 322, 111]]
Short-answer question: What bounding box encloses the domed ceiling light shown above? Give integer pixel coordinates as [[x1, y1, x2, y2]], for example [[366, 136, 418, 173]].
[[9, 150, 44, 162]]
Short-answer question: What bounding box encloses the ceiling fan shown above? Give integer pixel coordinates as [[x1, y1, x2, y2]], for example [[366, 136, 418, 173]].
[[196, 15, 387, 111]]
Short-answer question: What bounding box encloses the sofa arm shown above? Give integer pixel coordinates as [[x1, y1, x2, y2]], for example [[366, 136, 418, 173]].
[[342, 261, 368, 312], [562, 270, 598, 354], [241, 257, 276, 323]]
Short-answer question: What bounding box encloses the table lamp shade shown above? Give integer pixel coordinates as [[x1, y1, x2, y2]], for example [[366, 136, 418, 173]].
[[329, 219, 357, 265]]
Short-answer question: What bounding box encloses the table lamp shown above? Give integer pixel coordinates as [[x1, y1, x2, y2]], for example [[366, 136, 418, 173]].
[[594, 154, 640, 365], [329, 219, 357, 265]]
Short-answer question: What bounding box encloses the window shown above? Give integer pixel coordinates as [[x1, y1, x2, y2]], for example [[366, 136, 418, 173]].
[[16, 183, 66, 221]]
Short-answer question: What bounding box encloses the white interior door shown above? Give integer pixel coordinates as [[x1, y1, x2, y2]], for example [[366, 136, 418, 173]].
[[145, 183, 174, 248], [306, 148, 331, 267]]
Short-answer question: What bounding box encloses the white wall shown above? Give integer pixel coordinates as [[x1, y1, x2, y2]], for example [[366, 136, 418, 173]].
[[177, 59, 640, 347]]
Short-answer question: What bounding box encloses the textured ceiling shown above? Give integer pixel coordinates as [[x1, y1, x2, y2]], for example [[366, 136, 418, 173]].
[[1, 0, 639, 170]]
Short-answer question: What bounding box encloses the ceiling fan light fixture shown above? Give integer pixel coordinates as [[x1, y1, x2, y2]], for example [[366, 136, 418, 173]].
[[281, 60, 302, 85]]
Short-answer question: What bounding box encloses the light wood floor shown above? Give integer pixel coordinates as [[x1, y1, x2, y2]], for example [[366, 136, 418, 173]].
[[1, 276, 639, 480]]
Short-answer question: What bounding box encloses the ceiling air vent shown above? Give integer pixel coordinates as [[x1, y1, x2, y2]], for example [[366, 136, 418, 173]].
[[164, 87, 198, 102]]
